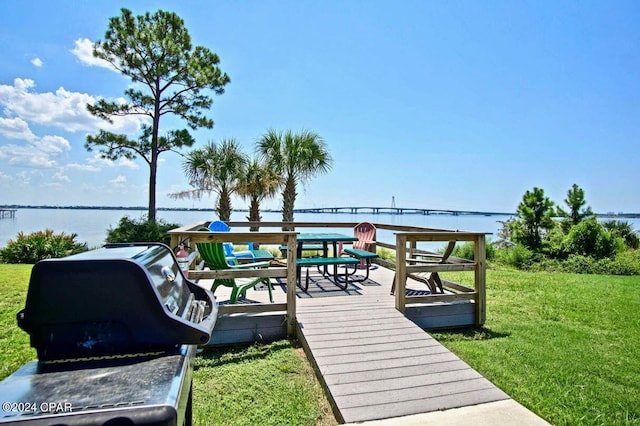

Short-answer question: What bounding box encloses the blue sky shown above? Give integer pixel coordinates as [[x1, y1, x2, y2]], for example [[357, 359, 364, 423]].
[[0, 1, 638, 214]]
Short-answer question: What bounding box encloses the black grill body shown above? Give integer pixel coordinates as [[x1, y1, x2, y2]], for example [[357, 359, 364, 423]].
[[0, 243, 217, 426]]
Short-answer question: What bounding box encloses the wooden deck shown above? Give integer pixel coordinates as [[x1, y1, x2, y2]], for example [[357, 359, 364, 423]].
[[206, 264, 518, 423], [294, 268, 509, 423]]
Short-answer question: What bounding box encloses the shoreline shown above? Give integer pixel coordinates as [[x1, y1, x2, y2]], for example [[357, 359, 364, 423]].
[[1, 205, 638, 219]]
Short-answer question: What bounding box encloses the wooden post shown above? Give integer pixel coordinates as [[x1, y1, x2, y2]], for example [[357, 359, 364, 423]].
[[170, 234, 180, 252], [286, 234, 298, 338], [474, 234, 486, 326], [395, 234, 407, 314]]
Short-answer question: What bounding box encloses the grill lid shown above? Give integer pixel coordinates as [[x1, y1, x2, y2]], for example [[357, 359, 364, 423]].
[[17, 243, 217, 361]]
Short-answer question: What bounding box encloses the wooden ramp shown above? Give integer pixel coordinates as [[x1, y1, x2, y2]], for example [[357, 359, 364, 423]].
[[296, 295, 510, 424]]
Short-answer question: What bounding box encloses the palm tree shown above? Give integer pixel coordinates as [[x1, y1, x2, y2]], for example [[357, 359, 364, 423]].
[[236, 158, 281, 232], [257, 129, 332, 229], [173, 138, 248, 221]]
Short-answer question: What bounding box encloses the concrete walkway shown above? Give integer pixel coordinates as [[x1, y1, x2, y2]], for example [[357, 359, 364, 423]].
[[344, 399, 549, 425]]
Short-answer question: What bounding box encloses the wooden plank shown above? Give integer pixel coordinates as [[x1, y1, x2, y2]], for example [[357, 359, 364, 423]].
[[406, 263, 475, 273], [208, 326, 286, 345], [310, 339, 441, 357], [322, 359, 472, 386], [286, 235, 297, 338], [405, 293, 476, 304], [335, 377, 499, 409], [318, 351, 461, 375], [475, 234, 487, 326], [298, 310, 401, 325], [309, 332, 438, 350], [303, 326, 427, 342], [218, 303, 287, 314], [409, 313, 475, 329], [330, 368, 484, 396], [395, 234, 407, 313], [311, 344, 452, 366], [296, 306, 398, 318], [407, 302, 476, 317]]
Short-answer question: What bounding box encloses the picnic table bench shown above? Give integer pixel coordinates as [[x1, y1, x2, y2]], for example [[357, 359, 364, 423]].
[[296, 256, 360, 291], [342, 248, 379, 282]]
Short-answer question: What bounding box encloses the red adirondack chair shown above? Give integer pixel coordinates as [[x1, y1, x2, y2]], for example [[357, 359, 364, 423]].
[[340, 222, 376, 267]]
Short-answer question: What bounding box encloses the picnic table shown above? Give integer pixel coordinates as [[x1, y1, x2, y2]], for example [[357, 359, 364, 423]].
[[295, 233, 358, 291]]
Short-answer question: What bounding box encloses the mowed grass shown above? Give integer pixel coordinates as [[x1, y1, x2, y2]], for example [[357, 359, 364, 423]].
[[0, 264, 36, 378], [2, 264, 639, 424], [433, 270, 640, 426], [193, 342, 335, 425], [0, 264, 336, 425]]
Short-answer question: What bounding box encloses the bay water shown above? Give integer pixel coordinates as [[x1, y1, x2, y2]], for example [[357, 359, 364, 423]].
[[1, 208, 636, 250]]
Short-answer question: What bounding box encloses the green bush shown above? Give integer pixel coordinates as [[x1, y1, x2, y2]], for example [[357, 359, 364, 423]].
[[449, 241, 496, 261], [106, 216, 180, 246], [561, 217, 622, 259], [524, 250, 640, 275], [0, 229, 88, 263], [602, 220, 639, 249], [376, 247, 396, 263], [495, 244, 534, 269], [593, 250, 640, 275]]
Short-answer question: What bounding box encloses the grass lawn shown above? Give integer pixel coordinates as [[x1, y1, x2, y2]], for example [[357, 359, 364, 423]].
[[0, 264, 336, 425], [433, 269, 640, 426], [193, 342, 335, 425], [1, 264, 638, 425]]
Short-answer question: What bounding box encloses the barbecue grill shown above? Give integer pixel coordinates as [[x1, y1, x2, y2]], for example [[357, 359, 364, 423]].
[[0, 243, 217, 426]]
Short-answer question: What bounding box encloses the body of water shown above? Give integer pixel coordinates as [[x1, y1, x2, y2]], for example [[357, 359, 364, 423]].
[[1, 208, 637, 249]]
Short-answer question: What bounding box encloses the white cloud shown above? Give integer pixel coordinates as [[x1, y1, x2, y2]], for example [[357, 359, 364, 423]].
[[71, 38, 118, 72], [118, 157, 139, 170], [109, 175, 127, 185], [0, 117, 36, 141], [75, 152, 139, 171], [0, 144, 56, 167], [52, 169, 70, 183], [31, 57, 43, 67], [0, 126, 70, 168], [0, 78, 144, 134], [67, 163, 100, 172], [0, 171, 12, 183], [36, 135, 71, 153]]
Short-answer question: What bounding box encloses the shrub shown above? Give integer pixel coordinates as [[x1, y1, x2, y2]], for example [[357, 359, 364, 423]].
[[527, 250, 640, 275], [528, 258, 564, 273], [449, 241, 496, 261], [376, 247, 396, 263], [541, 224, 567, 259], [561, 217, 622, 259], [106, 216, 180, 246], [0, 229, 88, 263], [562, 254, 596, 274], [602, 220, 639, 250], [495, 244, 534, 269], [594, 250, 640, 275]]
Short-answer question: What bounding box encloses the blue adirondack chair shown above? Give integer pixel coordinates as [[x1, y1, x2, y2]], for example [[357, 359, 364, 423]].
[[207, 220, 255, 261]]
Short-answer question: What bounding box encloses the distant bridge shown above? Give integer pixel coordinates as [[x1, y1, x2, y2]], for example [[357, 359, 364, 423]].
[[289, 206, 514, 216]]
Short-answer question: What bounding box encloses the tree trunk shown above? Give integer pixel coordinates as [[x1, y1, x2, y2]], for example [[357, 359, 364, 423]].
[[148, 88, 161, 223], [248, 197, 261, 232], [218, 190, 232, 222], [148, 121, 160, 223], [148, 157, 157, 222], [281, 176, 297, 231]]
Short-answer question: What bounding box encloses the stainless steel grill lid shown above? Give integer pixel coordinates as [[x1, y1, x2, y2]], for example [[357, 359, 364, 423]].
[[17, 243, 217, 361]]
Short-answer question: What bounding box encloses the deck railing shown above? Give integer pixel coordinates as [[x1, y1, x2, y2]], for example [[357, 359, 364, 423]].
[[168, 220, 488, 333], [392, 231, 486, 326]]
